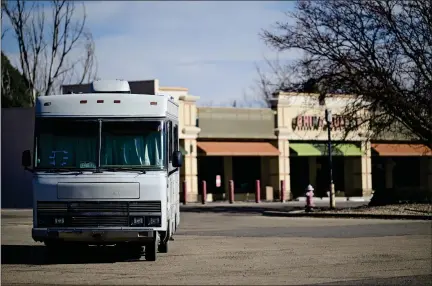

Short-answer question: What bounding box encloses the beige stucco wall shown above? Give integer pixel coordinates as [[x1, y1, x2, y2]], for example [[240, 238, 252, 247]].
[[275, 93, 367, 141]]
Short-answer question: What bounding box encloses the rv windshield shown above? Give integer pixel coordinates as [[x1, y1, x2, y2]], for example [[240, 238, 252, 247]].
[[35, 119, 98, 169], [101, 121, 164, 169], [35, 119, 165, 170]]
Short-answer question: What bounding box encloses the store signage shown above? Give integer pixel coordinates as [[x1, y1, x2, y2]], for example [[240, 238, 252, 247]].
[[292, 115, 359, 131]]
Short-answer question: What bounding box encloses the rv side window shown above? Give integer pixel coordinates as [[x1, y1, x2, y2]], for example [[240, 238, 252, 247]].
[[174, 124, 178, 151], [168, 121, 173, 162]]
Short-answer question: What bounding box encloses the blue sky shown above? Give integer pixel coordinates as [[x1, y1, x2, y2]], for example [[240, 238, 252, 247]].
[[2, 1, 299, 106]]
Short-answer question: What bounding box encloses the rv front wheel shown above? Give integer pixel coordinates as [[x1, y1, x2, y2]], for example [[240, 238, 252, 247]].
[[158, 240, 168, 253], [145, 236, 157, 261]]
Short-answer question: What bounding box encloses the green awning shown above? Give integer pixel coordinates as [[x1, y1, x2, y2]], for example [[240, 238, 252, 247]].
[[312, 143, 361, 156], [179, 146, 188, 155], [312, 143, 342, 156], [290, 143, 322, 156], [290, 143, 362, 156], [335, 143, 362, 156]]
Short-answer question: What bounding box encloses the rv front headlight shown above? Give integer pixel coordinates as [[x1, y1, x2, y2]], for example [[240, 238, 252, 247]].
[[130, 217, 144, 226], [146, 216, 161, 227]]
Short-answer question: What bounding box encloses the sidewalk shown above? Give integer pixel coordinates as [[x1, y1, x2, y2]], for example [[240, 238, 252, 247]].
[[295, 196, 372, 202], [262, 203, 432, 220], [180, 200, 368, 215], [262, 210, 432, 220]]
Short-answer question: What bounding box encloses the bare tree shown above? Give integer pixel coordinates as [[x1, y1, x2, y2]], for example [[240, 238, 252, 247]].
[[260, 0, 432, 147], [252, 55, 299, 108], [2, 0, 97, 101]]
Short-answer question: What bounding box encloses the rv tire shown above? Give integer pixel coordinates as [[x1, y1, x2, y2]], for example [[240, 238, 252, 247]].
[[158, 239, 169, 253], [145, 234, 157, 261]]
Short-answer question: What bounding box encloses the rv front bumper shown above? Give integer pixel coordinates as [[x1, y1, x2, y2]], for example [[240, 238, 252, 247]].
[[32, 228, 156, 244]]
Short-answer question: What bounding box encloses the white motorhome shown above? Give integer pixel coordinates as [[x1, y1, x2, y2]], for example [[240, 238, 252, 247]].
[[22, 79, 182, 261]]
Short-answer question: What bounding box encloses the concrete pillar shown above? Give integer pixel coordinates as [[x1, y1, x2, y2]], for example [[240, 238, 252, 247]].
[[385, 158, 395, 189], [278, 139, 291, 200], [272, 93, 294, 201], [361, 141, 373, 197], [179, 95, 201, 202], [184, 139, 198, 202], [223, 156, 233, 197]]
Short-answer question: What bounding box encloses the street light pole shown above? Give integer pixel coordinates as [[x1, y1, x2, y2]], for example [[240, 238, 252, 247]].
[[325, 109, 336, 209]]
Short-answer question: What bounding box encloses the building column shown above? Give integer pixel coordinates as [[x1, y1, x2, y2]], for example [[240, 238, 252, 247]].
[[223, 156, 233, 198], [385, 158, 395, 189], [179, 94, 201, 203], [184, 139, 198, 202], [278, 139, 291, 200], [361, 141, 373, 197]]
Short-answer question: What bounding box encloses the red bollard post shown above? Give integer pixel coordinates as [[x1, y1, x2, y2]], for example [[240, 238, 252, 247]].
[[201, 180, 207, 205], [229, 180, 234, 204], [255, 180, 261, 203], [183, 180, 187, 205], [280, 180, 285, 203]]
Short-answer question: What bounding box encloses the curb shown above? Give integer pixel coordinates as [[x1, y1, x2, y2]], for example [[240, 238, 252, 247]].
[[296, 196, 372, 202], [262, 211, 432, 220]]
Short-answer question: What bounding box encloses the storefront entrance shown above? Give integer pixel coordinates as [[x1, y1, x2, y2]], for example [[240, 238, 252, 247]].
[[232, 156, 261, 193], [197, 156, 224, 195]]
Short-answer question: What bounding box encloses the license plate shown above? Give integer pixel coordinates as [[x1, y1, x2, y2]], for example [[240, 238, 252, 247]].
[[92, 231, 105, 235]]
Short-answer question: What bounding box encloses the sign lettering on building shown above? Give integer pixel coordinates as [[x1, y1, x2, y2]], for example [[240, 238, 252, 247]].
[[292, 115, 360, 131]]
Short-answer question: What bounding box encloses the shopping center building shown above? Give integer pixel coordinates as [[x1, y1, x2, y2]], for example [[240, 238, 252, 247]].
[[176, 90, 432, 202], [3, 79, 430, 208], [62, 79, 432, 202]]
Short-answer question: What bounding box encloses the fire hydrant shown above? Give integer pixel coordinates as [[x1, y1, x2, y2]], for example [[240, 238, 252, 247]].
[[305, 184, 315, 212]]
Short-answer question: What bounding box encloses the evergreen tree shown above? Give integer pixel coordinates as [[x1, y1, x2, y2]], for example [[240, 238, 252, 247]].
[[1, 52, 33, 108]]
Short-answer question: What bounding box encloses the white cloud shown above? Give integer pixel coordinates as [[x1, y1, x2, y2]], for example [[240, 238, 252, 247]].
[[3, 1, 300, 103]]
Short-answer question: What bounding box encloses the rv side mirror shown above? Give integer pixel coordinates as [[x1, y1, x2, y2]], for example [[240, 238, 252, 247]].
[[22, 150, 32, 168], [172, 151, 183, 168]]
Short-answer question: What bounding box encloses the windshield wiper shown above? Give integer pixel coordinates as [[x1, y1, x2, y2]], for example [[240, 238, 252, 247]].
[[102, 167, 147, 174], [41, 168, 84, 174]]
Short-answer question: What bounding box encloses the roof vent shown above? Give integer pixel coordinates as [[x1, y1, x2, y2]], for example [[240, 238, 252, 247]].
[[91, 79, 131, 94]]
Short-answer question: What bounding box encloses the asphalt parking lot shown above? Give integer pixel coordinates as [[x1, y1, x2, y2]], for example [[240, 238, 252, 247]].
[[1, 207, 431, 285]]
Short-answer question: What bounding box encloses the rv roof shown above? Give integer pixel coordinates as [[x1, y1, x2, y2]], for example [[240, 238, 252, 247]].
[[35, 93, 179, 118]]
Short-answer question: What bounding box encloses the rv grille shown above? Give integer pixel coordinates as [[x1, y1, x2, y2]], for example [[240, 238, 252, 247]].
[[36, 201, 162, 227], [69, 216, 129, 227]]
